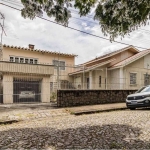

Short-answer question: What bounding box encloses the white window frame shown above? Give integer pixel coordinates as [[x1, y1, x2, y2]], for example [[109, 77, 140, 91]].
[[9, 56, 38, 64], [9, 56, 14, 62]]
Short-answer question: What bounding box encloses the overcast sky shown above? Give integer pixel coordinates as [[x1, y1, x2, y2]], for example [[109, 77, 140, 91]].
[[0, 0, 150, 65]]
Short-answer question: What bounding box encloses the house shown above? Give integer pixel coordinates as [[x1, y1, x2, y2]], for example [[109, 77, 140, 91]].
[[69, 46, 150, 90], [0, 44, 76, 104]]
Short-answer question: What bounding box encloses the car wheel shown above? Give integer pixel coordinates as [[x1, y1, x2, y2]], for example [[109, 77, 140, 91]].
[[129, 108, 136, 110]]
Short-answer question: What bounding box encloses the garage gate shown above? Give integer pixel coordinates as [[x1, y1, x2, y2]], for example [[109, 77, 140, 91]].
[[13, 79, 41, 103]]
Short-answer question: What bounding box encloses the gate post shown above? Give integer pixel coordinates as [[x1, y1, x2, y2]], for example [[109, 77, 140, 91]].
[[3, 75, 13, 104], [41, 77, 50, 103]]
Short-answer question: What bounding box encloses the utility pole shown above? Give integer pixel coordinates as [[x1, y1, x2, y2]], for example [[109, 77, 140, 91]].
[[57, 63, 59, 90], [0, 12, 6, 44]]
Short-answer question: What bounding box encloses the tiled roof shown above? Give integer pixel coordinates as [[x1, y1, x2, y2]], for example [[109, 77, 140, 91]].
[[3, 44, 77, 57], [109, 49, 150, 68], [69, 58, 115, 75], [81, 45, 140, 66]]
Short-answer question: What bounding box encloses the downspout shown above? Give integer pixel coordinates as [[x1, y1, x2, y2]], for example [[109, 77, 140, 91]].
[[82, 65, 85, 89]]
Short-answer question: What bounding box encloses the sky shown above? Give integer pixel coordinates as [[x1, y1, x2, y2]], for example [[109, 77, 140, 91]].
[[1, 0, 150, 65]]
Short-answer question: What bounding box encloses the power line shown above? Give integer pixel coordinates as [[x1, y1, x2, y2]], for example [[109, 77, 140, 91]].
[[0, 2, 149, 50], [3, 0, 98, 25]]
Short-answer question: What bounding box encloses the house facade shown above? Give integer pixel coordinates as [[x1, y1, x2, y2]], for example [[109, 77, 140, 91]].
[[69, 46, 150, 90], [0, 44, 76, 104]]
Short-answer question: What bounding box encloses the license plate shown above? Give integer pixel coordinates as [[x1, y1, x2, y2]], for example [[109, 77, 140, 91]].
[[131, 101, 137, 104]]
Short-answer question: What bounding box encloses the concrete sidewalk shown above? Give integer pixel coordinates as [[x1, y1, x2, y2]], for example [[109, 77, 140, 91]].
[[66, 103, 127, 115]]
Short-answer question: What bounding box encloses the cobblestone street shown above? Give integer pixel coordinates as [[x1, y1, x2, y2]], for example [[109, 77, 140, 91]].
[[0, 109, 150, 149]]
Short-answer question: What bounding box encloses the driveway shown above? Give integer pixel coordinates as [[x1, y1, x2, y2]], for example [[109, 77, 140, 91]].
[[0, 109, 150, 149]]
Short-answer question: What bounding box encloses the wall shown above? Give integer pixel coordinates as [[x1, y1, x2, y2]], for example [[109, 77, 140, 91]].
[[108, 69, 120, 89], [3, 47, 75, 66], [3, 47, 75, 89], [57, 90, 136, 107], [125, 57, 150, 89]]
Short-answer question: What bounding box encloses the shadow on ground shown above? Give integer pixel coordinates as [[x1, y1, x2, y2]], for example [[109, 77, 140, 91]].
[[0, 124, 149, 149]]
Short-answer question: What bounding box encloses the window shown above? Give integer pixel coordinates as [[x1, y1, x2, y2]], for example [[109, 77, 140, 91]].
[[130, 73, 137, 85], [99, 76, 101, 87], [10, 57, 14, 62], [53, 60, 59, 69], [15, 57, 19, 63], [34, 59, 38, 64], [59, 61, 65, 70], [20, 58, 24, 63], [30, 59, 33, 64], [25, 58, 29, 64], [53, 60, 65, 70], [144, 74, 150, 86]]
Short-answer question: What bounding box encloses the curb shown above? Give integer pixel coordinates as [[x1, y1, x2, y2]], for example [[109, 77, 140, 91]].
[[71, 107, 128, 115]]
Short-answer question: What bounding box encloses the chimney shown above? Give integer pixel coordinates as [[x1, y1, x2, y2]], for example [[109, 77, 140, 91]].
[[29, 44, 34, 49]]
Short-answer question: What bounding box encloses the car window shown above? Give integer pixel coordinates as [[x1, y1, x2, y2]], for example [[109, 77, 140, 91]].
[[140, 86, 150, 93], [136, 86, 146, 93]]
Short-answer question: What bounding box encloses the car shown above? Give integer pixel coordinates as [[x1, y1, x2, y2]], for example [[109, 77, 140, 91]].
[[126, 85, 150, 110], [19, 91, 35, 100]]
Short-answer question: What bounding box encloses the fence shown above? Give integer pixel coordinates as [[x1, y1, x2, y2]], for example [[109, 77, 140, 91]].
[[57, 90, 137, 107], [0, 60, 150, 104]]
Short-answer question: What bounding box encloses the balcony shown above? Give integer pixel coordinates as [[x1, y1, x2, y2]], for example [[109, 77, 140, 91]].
[[0, 61, 54, 75]]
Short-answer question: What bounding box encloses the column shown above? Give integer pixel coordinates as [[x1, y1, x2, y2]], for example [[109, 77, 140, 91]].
[[120, 67, 124, 89], [89, 71, 93, 89], [3, 75, 13, 104], [41, 77, 50, 103]]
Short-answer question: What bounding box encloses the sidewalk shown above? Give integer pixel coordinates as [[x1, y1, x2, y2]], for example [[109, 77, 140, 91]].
[[66, 103, 127, 115], [0, 103, 127, 123]]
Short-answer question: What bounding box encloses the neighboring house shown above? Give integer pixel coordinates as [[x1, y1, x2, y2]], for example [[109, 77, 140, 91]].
[[0, 44, 76, 104], [69, 46, 150, 90]]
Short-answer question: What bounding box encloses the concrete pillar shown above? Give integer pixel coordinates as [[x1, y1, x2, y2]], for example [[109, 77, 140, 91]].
[[120, 67, 124, 89], [41, 77, 50, 103], [3, 75, 13, 104], [89, 71, 93, 89]]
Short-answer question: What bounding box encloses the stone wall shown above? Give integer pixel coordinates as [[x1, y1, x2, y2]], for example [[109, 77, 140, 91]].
[[57, 90, 137, 107]]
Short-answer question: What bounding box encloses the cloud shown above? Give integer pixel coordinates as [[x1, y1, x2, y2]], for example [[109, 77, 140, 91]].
[[0, 1, 150, 65]]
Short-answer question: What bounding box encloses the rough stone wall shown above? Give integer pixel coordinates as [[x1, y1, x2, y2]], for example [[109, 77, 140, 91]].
[[57, 90, 137, 107]]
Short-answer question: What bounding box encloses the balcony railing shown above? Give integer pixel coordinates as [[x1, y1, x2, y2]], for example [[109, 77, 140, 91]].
[[0, 61, 54, 75]]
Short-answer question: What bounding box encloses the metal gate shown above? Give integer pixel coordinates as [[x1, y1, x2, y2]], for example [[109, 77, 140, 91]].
[[13, 79, 41, 103]]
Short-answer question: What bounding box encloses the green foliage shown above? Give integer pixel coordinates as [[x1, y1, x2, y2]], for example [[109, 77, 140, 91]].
[[50, 92, 57, 102], [94, 0, 150, 41], [20, 0, 150, 40]]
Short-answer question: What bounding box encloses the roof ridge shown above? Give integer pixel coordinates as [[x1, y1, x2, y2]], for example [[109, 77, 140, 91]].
[[81, 45, 140, 66]]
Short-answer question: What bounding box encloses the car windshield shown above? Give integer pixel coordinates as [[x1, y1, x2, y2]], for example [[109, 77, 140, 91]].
[[136, 86, 146, 93], [140, 86, 150, 93]]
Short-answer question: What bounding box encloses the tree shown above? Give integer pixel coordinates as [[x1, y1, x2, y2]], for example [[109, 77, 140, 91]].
[[21, 0, 150, 40]]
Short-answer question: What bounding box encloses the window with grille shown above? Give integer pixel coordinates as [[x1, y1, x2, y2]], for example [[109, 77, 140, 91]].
[[144, 74, 150, 86], [59, 61, 65, 70], [53, 60, 59, 69], [53, 60, 65, 70], [130, 73, 137, 85], [99, 76, 101, 87]]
